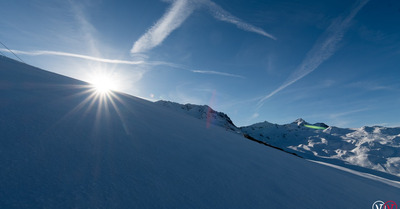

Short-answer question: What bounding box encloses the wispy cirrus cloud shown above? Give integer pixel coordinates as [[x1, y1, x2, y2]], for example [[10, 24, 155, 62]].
[[0, 49, 144, 65], [145, 60, 245, 78], [131, 0, 195, 53], [202, 0, 276, 40], [346, 80, 397, 91], [69, 1, 99, 56], [131, 0, 275, 54], [2, 48, 244, 78], [191, 70, 245, 78], [257, 0, 369, 108], [328, 107, 370, 119], [3, 0, 246, 80]]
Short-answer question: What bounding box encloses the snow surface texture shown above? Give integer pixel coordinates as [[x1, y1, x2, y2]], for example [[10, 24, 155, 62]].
[[1, 56, 400, 208], [158, 101, 400, 179]]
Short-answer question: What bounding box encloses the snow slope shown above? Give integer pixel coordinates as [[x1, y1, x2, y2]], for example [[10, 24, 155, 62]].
[[1, 56, 399, 208]]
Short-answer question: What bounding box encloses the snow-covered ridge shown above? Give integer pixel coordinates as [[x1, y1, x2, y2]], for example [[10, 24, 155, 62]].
[[157, 101, 400, 178], [155, 100, 239, 132]]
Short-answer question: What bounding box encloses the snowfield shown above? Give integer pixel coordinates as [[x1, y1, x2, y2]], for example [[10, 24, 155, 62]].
[[1, 56, 399, 208]]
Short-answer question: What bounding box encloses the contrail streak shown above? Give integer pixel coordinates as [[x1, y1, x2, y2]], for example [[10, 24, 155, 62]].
[[1, 48, 244, 78], [146, 60, 245, 78], [131, 0, 275, 54], [257, 0, 369, 108], [191, 70, 245, 78], [0, 49, 144, 65], [203, 0, 276, 40], [131, 0, 195, 53]]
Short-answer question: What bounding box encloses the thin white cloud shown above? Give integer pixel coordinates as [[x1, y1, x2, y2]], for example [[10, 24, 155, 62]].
[[347, 80, 395, 91], [242, 112, 260, 126], [203, 0, 276, 40], [1, 49, 144, 65], [131, 0, 275, 54], [329, 107, 370, 119], [2, 48, 244, 79], [250, 112, 259, 120], [69, 1, 100, 56], [257, 0, 369, 108], [191, 70, 245, 78], [131, 0, 195, 53], [146, 60, 245, 78]]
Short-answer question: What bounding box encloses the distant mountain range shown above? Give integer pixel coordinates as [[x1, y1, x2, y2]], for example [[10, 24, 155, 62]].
[[156, 101, 400, 178]]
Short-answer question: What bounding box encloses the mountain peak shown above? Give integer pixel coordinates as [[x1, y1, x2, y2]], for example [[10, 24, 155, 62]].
[[292, 118, 308, 126]]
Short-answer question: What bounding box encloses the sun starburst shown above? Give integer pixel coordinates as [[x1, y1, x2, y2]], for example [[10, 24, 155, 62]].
[[90, 74, 117, 95]]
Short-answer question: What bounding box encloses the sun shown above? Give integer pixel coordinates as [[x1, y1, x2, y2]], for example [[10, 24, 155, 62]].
[[67, 70, 127, 128], [90, 74, 118, 94]]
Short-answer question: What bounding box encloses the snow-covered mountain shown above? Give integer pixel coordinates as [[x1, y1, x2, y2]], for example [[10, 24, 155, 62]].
[[1, 56, 400, 209], [154, 101, 400, 179], [155, 100, 239, 132], [241, 119, 400, 178]]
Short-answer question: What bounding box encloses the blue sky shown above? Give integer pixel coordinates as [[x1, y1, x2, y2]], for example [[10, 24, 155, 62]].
[[1, 0, 399, 127]]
